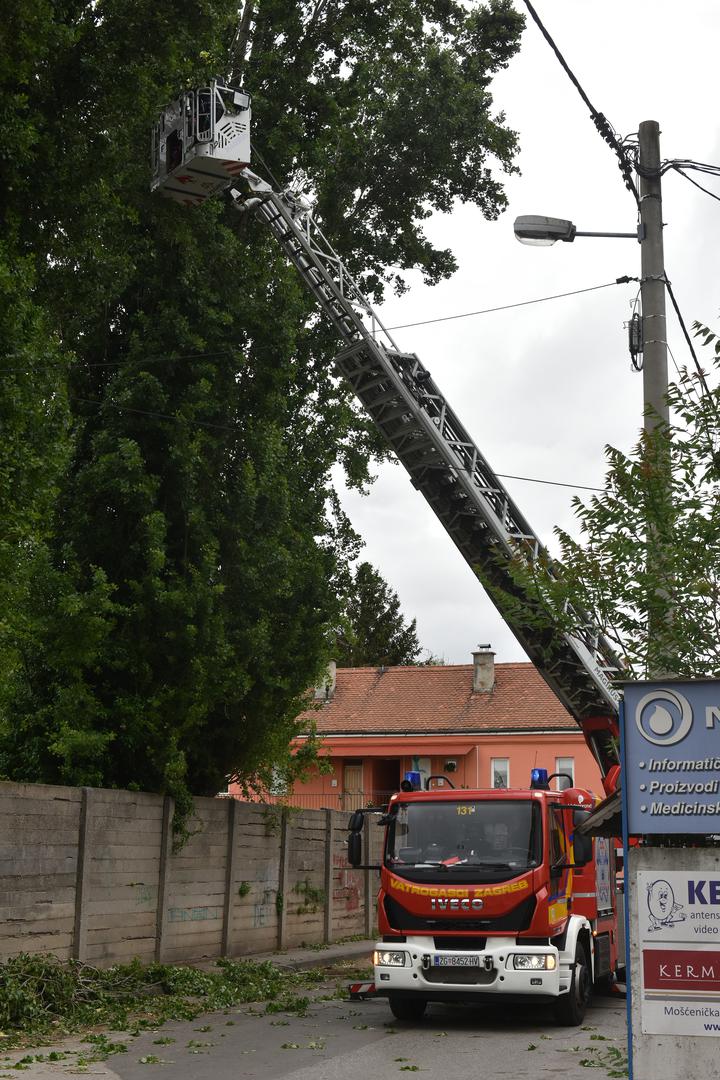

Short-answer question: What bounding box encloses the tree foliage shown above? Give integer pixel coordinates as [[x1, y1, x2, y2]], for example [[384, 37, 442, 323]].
[[333, 561, 422, 666], [0, 0, 523, 806], [492, 331, 720, 681]]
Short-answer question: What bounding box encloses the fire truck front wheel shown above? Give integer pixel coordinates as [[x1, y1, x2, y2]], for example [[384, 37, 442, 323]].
[[554, 943, 592, 1027], [389, 996, 427, 1022]]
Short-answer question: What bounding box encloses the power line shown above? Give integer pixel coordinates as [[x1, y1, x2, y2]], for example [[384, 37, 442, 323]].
[[71, 395, 603, 492], [381, 278, 631, 332], [665, 342, 711, 428], [662, 159, 720, 177], [0, 280, 634, 377], [671, 166, 720, 204], [497, 472, 602, 493], [661, 277, 720, 465], [520, 0, 639, 203], [0, 349, 239, 376], [663, 276, 717, 410], [71, 396, 245, 436]]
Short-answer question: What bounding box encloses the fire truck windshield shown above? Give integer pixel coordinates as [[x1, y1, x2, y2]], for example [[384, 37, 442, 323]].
[[385, 800, 542, 878]]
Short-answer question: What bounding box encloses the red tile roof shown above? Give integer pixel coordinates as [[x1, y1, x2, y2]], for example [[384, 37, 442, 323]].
[[299, 662, 578, 735]]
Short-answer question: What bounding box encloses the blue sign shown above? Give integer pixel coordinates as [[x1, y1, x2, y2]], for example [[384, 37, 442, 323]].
[[623, 680, 720, 834]]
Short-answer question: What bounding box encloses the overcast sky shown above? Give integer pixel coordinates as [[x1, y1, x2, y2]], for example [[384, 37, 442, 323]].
[[336, 0, 720, 666]]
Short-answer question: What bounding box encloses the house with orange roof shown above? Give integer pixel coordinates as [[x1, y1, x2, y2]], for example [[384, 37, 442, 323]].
[[229, 646, 604, 810]]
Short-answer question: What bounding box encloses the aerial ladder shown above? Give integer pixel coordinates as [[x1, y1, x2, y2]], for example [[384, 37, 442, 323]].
[[151, 82, 626, 794]]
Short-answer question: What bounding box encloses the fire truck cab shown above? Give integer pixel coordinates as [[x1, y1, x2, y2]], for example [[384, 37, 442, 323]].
[[349, 769, 622, 1025]]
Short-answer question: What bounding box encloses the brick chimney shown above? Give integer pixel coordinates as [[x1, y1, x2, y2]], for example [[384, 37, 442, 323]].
[[314, 660, 337, 701], [472, 645, 495, 693]]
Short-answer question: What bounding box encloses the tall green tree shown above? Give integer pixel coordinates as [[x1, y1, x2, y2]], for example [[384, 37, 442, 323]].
[[0, 5, 88, 734], [334, 561, 422, 666], [490, 331, 720, 680], [0, 0, 523, 806]]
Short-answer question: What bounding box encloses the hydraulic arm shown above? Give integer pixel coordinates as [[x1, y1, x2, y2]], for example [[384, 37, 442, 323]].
[[150, 82, 625, 782], [232, 171, 624, 776]]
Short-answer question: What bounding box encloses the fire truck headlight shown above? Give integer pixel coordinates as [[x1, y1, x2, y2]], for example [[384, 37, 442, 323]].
[[512, 953, 556, 970], [373, 950, 408, 967]]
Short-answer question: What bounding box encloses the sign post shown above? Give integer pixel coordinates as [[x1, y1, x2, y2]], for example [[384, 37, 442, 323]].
[[622, 680, 720, 1079]]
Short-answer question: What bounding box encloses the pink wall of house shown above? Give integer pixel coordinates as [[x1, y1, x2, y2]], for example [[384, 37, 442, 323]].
[[249, 729, 604, 810]]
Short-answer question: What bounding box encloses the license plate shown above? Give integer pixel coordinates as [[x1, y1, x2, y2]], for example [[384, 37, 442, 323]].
[[433, 954, 481, 967]]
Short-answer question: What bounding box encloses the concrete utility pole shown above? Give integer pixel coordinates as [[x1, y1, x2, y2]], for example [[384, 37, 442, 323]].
[[638, 120, 669, 431], [637, 120, 673, 679]]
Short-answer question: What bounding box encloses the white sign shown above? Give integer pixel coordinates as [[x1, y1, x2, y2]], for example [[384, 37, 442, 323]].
[[624, 680, 720, 834], [637, 870, 720, 1036], [595, 837, 612, 912]]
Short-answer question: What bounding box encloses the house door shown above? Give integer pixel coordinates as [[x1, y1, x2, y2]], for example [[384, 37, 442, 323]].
[[343, 764, 364, 811], [372, 759, 401, 803]]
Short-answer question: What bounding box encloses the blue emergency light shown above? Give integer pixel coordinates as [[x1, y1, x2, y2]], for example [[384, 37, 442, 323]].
[[402, 771, 422, 791], [530, 768, 549, 790]]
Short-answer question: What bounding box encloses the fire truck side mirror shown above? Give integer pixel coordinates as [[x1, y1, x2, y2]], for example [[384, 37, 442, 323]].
[[348, 810, 365, 832], [347, 831, 362, 867], [573, 833, 592, 867], [572, 810, 593, 866]]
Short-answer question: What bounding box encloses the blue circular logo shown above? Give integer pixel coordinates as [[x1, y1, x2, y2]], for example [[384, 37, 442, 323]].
[[635, 689, 693, 746]]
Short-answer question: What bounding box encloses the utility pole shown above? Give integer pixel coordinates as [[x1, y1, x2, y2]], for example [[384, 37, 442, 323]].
[[638, 120, 672, 678], [638, 120, 669, 431]]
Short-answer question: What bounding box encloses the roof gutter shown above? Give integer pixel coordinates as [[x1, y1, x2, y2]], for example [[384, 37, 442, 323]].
[[295, 728, 585, 739]]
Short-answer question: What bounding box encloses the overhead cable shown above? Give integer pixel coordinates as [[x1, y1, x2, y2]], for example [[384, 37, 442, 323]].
[[520, 1, 639, 203], [496, 472, 602, 493], [382, 278, 633, 332], [663, 276, 717, 411], [670, 166, 720, 204], [70, 394, 602, 493], [0, 280, 635, 376], [71, 396, 244, 436]]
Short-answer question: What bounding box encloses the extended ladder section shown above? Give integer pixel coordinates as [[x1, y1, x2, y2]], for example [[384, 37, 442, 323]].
[[237, 179, 624, 736]]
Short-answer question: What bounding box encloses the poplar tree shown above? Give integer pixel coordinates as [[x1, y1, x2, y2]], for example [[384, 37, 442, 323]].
[[334, 562, 422, 667], [0, 0, 523, 807]]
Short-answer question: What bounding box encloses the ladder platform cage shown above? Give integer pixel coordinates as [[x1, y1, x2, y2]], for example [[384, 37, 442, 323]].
[[151, 81, 251, 207]]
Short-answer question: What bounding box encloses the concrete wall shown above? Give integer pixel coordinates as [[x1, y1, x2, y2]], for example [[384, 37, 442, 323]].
[[0, 781, 380, 966]]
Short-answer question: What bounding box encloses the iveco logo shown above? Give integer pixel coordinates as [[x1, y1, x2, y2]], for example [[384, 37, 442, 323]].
[[430, 898, 484, 911], [635, 689, 693, 746]]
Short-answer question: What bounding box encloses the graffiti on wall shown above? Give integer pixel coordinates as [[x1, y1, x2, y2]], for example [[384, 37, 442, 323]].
[[333, 853, 360, 910], [168, 906, 222, 923]]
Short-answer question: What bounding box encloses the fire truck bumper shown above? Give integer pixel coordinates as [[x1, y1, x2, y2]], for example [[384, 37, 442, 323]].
[[373, 937, 562, 1001]]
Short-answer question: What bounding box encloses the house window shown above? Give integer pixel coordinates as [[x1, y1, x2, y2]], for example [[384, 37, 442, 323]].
[[491, 758, 509, 789], [555, 757, 574, 790]]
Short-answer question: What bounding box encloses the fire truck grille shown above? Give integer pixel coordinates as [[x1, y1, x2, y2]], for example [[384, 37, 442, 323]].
[[421, 964, 497, 986], [434, 936, 487, 951], [383, 894, 536, 934]]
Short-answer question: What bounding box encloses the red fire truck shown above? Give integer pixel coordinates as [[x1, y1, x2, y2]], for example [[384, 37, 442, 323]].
[[347, 769, 622, 1024], [152, 84, 626, 1023]]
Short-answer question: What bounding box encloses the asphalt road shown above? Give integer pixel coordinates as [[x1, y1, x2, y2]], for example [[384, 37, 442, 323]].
[[3, 977, 627, 1080]]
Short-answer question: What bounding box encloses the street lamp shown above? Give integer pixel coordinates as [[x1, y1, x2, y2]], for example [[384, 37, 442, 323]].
[[513, 123, 672, 684], [513, 215, 639, 246], [513, 126, 668, 434]]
